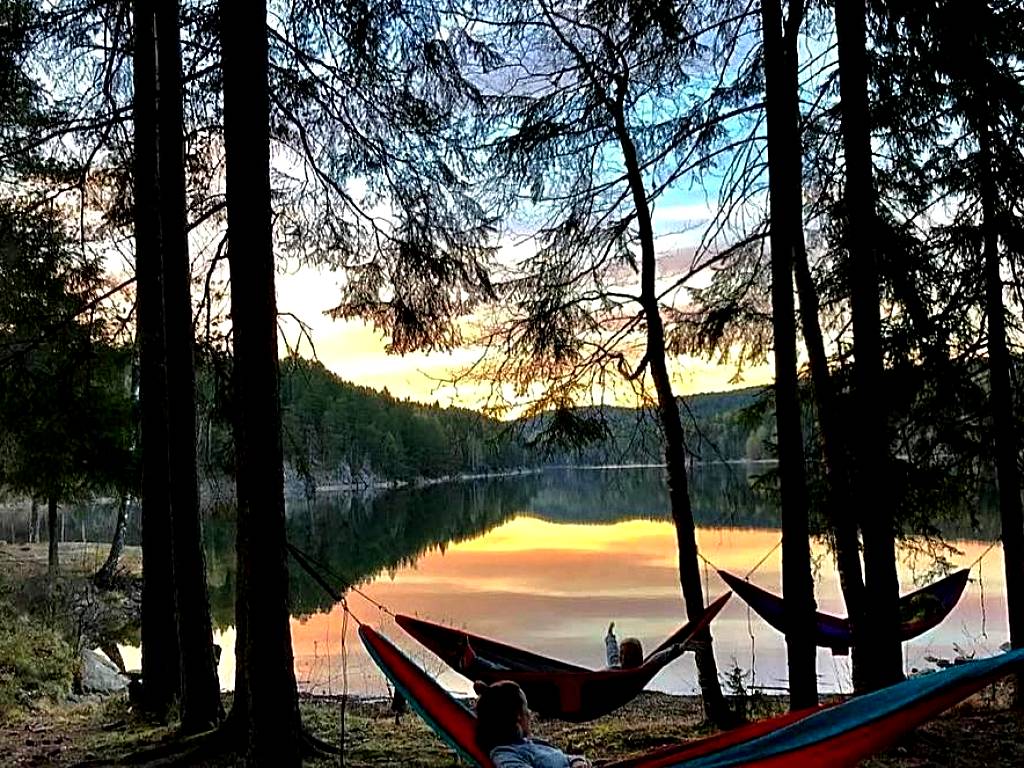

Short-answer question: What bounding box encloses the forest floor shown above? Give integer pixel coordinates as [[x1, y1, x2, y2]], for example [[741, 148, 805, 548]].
[[1, 541, 1023, 766], [0, 687, 1022, 767]]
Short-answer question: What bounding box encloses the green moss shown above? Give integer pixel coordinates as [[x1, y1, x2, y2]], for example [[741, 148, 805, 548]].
[[0, 601, 77, 719]]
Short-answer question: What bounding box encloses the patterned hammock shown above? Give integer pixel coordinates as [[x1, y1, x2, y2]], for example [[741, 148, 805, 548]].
[[360, 622, 1024, 768], [718, 568, 971, 654], [394, 593, 731, 722]]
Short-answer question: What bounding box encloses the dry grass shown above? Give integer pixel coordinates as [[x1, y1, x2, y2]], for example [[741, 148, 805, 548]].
[[0, 542, 142, 580]]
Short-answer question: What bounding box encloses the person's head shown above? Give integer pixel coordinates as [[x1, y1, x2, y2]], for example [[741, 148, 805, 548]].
[[474, 680, 530, 752], [619, 637, 643, 668]]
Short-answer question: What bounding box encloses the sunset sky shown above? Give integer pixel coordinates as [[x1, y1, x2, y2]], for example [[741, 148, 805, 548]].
[[271, 186, 776, 412]]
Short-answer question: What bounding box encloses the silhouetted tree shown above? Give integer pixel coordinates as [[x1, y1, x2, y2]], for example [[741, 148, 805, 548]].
[[132, 0, 180, 720], [760, 0, 817, 709], [220, 0, 302, 761], [870, 0, 1024, 702], [456, 0, 767, 726], [834, 0, 903, 690], [155, 0, 222, 732]]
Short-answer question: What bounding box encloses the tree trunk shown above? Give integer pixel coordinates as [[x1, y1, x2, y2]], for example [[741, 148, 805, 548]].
[[761, 0, 818, 709], [609, 92, 736, 728], [155, 0, 221, 733], [780, 0, 869, 693], [47, 496, 58, 578], [132, 0, 181, 719], [29, 497, 39, 543], [834, 0, 903, 690], [220, 0, 303, 762], [980, 125, 1024, 707], [793, 248, 869, 689], [95, 495, 130, 589]]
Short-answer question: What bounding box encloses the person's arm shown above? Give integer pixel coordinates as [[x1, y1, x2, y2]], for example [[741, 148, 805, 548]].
[[605, 622, 620, 667], [644, 643, 685, 668]]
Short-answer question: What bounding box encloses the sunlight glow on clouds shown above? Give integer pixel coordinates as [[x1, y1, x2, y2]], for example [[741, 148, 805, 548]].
[[274, 213, 773, 412]]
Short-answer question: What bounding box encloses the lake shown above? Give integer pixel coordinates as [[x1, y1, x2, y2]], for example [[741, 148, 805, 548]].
[[13, 465, 1008, 698]]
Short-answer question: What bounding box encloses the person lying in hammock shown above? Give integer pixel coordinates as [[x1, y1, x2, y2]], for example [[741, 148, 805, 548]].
[[605, 622, 643, 668], [456, 635, 509, 676], [475, 680, 592, 768], [606, 621, 709, 669]]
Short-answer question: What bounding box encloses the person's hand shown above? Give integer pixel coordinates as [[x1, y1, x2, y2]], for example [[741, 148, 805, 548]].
[[569, 758, 592, 768], [607, 621, 615, 634]]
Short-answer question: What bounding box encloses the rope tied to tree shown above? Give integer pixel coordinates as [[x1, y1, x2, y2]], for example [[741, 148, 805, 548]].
[[695, 537, 782, 582], [745, 539, 782, 580], [286, 540, 395, 619], [339, 597, 349, 768], [969, 537, 1000, 570]]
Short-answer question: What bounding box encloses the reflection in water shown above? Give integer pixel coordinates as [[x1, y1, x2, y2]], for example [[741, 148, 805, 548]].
[[20, 466, 1002, 697], [197, 467, 1007, 697], [276, 520, 1005, 698], [42, 467, 996, 696]]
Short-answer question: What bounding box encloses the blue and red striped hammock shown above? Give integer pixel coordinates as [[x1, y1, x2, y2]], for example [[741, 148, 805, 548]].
[[360, 622, 1023, 768]]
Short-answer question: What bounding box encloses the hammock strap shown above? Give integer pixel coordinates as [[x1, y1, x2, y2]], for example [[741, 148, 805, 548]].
[[979, 554, 988, 639], [745, 539, 782, 580], [969, 537, 1000, 570], [287, 540, 397, 617], [339, 599, 349, 767], [287, 543, 368, 628]]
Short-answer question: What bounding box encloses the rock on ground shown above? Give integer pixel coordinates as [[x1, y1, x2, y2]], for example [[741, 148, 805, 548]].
[[78, 649, 128, 694]]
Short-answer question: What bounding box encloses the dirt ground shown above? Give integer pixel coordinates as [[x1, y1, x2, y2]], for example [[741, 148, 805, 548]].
[[0, 687, 1021, 767]]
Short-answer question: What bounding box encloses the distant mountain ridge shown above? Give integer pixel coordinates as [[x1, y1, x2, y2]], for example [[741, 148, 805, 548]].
[[522, 386, 771, 467], [276, 357, 528, 488], [273, 358, 773, 485]]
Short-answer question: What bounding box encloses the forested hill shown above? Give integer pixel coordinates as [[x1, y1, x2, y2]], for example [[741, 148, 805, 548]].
[[273, 357, 771, 486], [277, 357, 529, 486], [526, 387, 771, 467]]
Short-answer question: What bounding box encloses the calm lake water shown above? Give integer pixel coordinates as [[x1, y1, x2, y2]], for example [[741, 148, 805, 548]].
[[12, 465, 1008, 698]]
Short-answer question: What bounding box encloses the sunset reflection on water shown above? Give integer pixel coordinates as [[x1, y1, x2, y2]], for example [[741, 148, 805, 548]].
[[231, 516, 1008, 698]]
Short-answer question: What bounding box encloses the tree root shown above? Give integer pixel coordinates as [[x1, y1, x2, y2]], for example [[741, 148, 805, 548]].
[[301, 729, 341, 757], [72, 727, 228, 767], [72, 723, 339, 767]]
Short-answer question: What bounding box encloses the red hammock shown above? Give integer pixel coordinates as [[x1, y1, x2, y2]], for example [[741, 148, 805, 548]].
[[395, 592, 731, 722], [718, 568, 970, 654]]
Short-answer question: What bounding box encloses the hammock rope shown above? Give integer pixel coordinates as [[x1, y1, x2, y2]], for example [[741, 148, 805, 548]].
[[745, 540, 781, 580], [747, 599, 756, 691], [694, 538, 782, 582], [702, 555, 710, 607], [969, 537, 1000, 570], [285, 544, 370, 767], [285, 540, 391, 620], [696, 540, 778, 689], [979, 549, 989, 639], [339, 599, 349, 768]]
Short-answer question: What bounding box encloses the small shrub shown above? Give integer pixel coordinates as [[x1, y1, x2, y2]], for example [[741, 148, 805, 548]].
[[0, 602, 76, 719]]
